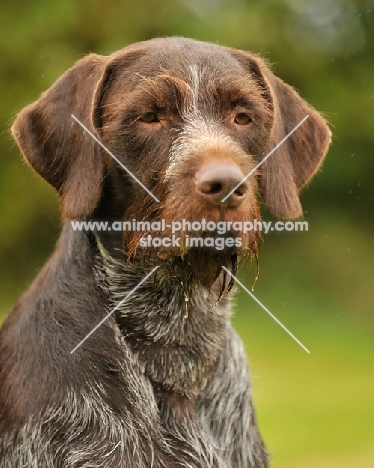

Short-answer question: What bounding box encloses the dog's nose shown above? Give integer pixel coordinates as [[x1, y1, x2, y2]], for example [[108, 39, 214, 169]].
[[195, 162, 248, 207]]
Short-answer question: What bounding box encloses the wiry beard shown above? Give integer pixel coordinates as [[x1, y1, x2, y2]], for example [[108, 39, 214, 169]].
[[123, 233, 259, 306], [120, 189, 261, 302]]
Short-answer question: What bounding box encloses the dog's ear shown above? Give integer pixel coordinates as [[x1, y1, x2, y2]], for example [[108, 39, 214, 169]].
[[11, 54, 108, 219], [233, 51, 331, 218]]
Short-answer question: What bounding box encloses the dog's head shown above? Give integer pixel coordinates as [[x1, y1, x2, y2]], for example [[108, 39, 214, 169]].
[[12, 38, 331, 287]]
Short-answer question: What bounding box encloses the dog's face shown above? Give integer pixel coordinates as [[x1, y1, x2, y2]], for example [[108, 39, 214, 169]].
[[95, 40, 274, 266], [11, 38, 331, 288]]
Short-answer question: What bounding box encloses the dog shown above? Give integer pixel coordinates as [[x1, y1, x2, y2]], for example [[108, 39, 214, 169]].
[[0, 37, 331, 467]]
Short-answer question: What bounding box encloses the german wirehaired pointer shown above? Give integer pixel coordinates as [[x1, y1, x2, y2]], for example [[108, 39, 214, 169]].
[[0, 37, 330, 467]]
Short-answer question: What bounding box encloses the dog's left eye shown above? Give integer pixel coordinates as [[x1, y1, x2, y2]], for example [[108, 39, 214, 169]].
[[234, 113, 252, 125], [139, 112, 159, 123]]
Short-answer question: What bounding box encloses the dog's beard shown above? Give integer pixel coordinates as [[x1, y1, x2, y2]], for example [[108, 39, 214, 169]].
[[121, 196, 261, 297], [123, 228, 259, 299]]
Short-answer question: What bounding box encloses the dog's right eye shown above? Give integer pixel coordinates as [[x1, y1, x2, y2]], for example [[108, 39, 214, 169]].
[[139, 112, 159, 123], [234, 113, 252, 125]]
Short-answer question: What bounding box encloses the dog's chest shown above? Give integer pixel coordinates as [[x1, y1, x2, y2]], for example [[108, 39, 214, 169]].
[[95, 250, 229, 358], [104, 262, 230, 392]]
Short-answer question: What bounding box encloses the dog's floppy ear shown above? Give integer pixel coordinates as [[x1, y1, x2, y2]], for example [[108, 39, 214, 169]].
[[234, 51, 331, 218], [12, 54, 108, 219]]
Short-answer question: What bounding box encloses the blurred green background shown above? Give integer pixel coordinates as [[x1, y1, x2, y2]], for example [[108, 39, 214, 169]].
[[0, 0, 373, 466]]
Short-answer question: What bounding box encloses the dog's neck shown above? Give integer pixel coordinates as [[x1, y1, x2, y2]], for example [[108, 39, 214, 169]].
[[94, 232, 232, 396]]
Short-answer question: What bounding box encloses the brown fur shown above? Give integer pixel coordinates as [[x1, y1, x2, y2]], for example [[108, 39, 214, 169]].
[[0, 37, 330, 467]]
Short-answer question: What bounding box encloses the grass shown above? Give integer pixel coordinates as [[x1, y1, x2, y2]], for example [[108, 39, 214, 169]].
[[233, 289, 374, 468]]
